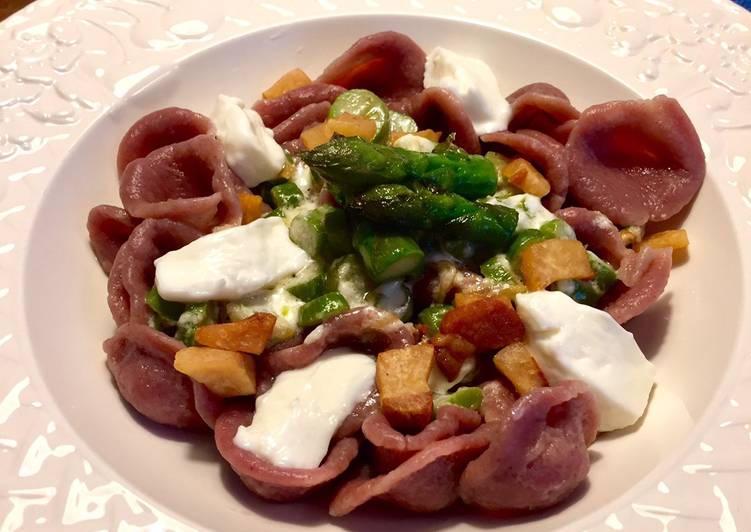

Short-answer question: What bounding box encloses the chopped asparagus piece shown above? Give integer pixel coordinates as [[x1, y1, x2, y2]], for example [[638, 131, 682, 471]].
[[388, 111, 418, 135], [434, 386, 484, 411], [146, 286, 185, 324], [481, 254, 523, 287], [329, 89, 390, 143], [353, 221, 424, 283], [288, 205, 352, 260], [298, 292, 350, 327], [326, 254, 373, 308], [540, 218, 576, 240], [285, 262, 327, 302], [418, 304, 453, 336], [254, 178, 287, 206], [270, 181, 304, 209]]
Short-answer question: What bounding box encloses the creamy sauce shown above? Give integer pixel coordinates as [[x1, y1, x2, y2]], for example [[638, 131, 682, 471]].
[[393, 133, 437, 153], [225, 285, 304, 344], [516, 291, 656, 432], [496, 193, 558, 233], [233, 348, 376, 469], [154, 217, 311, 302]]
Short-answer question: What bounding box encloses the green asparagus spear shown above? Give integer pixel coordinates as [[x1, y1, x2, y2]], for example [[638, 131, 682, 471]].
[[353, 221, 424, 283], [432, 133, 463, 155], [348, 184, 518, 250], [300, 136, 497, 199]]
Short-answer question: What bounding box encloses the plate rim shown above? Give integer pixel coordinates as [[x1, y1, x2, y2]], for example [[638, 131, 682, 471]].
[[3, 2, 751, 531]]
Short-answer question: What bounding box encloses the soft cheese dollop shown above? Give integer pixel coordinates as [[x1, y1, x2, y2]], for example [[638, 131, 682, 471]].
[[154, 217, 311, 302], [515, 291, 655, 432], [393, 133, 437, 153], [423, 47, 511, 135], [233, 348, 376, 469], [210, 94, 286, 187]]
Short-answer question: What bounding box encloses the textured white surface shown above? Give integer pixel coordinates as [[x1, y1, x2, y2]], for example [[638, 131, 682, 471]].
[[154, 217, 311, 302], [233, 348, 375, 469], [1, 1, 750, 531], [516, 290, 656, 432]]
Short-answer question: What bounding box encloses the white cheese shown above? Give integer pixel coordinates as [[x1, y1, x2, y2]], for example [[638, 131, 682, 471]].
[[233, 348, 376, 469], [225, 285, 304, 344], [496, 193, 558, 233], [423, 47, 511, 135], [289, 159, 317, 199], [210, 94, 286, 188], [393, 133, 437, 153], [154, 217, 311, 302], [515, 291, 656, 432]]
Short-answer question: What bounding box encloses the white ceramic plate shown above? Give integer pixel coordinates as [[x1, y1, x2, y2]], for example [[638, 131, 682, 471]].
[[2, 1, 750, 531]]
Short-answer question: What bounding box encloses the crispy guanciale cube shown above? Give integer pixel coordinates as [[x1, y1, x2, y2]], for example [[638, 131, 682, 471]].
[[301, 114, 379, 149], [174, 347, 256, 397], [493, 342, 547, 396], [237, 192, 267, 225], [432, 333, 476, 381], [440, 295, 525, 352], [502, 158, 551, 197], [262, 68, 312, 99], [520, 239, 594, 291], [301, 122, 333, 150], [326, 113, 377, 141], [195, 312, 276, 354], [453, 291, 513, 308], [636, 229, 689, 254], [376, 344, 434, 432]]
